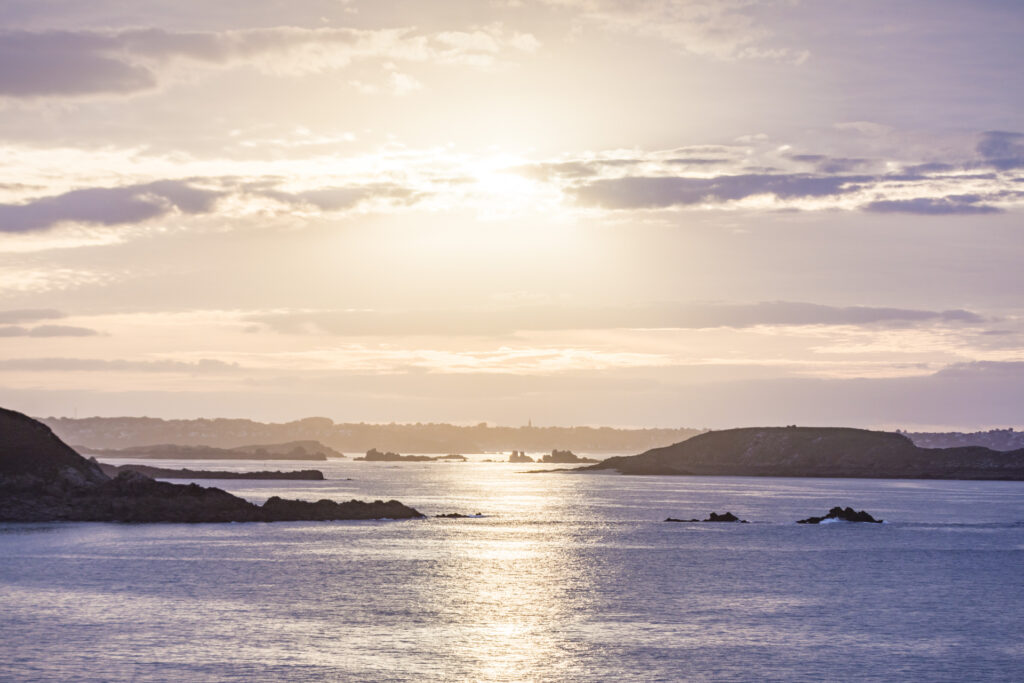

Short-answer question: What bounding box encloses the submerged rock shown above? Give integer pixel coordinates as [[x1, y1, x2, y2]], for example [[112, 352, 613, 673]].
[[797, 506, 883, 524], [435, 512, 484, 518]]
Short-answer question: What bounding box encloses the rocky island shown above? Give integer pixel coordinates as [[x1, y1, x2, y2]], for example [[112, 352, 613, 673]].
[[576, 426, 1024, 480], [797, 506, 883, 524], [0, 408, 422, 523], [356, 448, 466, 462], [97, 463, 326, 480], [541, 449, 598, 464], [665, 511, 747, 523]]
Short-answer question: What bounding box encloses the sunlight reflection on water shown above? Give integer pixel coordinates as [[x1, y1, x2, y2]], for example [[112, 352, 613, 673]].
[[1, 462, 1023, 681]]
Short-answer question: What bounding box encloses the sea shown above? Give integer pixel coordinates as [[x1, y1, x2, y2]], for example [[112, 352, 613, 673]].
[[2, 454, 1023, 682]]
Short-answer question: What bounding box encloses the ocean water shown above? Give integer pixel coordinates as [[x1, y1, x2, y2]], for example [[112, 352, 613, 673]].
[[2, 457, 1023, 682]]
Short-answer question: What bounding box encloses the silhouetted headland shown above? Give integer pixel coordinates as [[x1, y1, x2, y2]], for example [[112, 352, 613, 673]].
[[575, 426, 1024, 480], [0, 407, 421, 523]]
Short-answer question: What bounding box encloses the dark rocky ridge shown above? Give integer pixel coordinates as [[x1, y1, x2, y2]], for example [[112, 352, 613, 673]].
[[0, 407, 422, 523], [97, 463, 325, 480], [578, 426, 1024, 480]]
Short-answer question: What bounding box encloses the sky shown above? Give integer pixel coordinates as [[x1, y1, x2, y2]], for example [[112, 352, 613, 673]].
[[0, 0, 1022, 429]]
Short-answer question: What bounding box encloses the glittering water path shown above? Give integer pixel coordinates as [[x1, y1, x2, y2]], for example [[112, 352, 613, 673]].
[[2, 459, 1023, 681]]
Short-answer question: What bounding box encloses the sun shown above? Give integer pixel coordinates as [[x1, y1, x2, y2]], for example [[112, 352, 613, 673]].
[[464, 157, 561, 219]]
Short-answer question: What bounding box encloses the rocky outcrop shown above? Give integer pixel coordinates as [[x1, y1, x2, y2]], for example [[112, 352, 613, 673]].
[[356, 448, 467, 462], [579, 426, 1024, 480], [541, 449, 598, 464], [356, 448, 433, 462], [0, 408, 422, 523], [508, 450, 534, 463], [260, 496, 419, 521], [97, 463, 325, 480], [797, 506, 883, 524], [665, 511, 747, 523]]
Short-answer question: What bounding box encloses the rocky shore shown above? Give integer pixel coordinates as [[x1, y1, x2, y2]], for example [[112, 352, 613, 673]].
[[0, 407, 422, 523]]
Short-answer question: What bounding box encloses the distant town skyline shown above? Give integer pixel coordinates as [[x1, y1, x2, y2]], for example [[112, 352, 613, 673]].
[[1, 1, 1022, 430]]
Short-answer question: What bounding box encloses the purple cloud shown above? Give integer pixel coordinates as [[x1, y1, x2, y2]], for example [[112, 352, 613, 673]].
[[0, 180, 223, 232]]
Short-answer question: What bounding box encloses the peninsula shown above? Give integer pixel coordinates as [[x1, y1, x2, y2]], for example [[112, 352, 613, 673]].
[[576, 426, 1024, 480], [0, 407, 421, 523]]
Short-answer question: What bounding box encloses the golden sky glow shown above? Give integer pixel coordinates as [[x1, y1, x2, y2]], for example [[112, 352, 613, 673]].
[[1, 0, 1023, 429]]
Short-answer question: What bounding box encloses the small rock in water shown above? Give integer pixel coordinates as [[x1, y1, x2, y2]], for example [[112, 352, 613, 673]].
[[704, 511, 746, 523], [665, 512, 747, 523], [797, 506, 883, 524]]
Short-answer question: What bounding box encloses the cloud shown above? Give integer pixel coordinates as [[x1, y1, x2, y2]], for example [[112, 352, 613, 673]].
[[0, 31, 154, 96], [573, 173, 871, 209], [557, 133, 1024, 213], [789, 154, 874, 174], [0, 308, 64, 324], [544, 0, 807, 63], [864, 196, 1002, 215], [977, 131, 1024, 171], [0, 325, 99, 337], [258, 183, 423, 211], [0, 357, 239, 372], [247, 301, 985, 336], [0, 25, 540, 98], [932, 360, 1024, 380], [0, 175, 429, 233], [0, 180, 223, 233]]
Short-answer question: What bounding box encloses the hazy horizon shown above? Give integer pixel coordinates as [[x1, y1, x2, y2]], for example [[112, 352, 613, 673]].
[[2, 1, 1022, 430], [34, 410, 1022, 436]]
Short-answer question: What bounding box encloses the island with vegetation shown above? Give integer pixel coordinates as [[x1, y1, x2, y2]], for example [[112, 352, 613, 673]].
[[0, 408, 422, 523], [576, 426, 1024, 480]]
